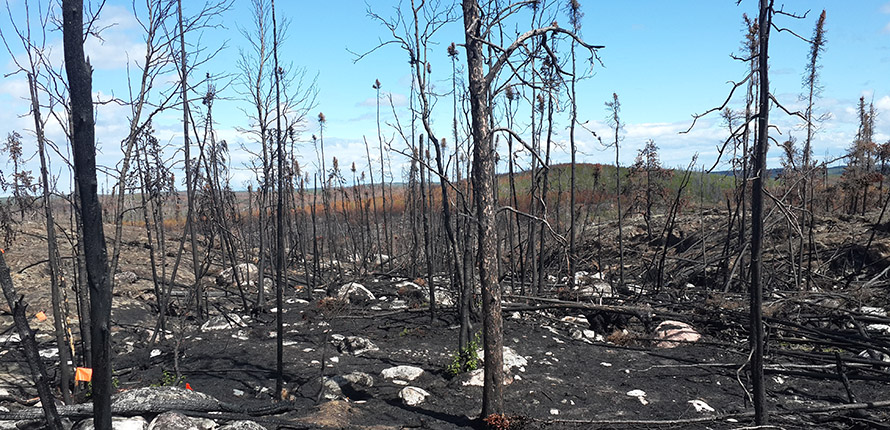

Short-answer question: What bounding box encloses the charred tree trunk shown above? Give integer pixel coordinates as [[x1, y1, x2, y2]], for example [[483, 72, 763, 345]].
[[462, 0, 504, 417], [0, 254, 64, 430], [63, 0, 113, 426], [749, 0, 772, 423], [177, 0, 204, 321], [271, 0, 285, 399], [28, 73, 73, 404]]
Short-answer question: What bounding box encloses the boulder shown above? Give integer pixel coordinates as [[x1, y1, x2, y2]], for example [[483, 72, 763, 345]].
[[334, 282, 376, 305], [460, 369, 513, 387], [321, 372, 374, 400], [394, 281, 454, 307], [477, 346, 527, 372], [371, 254, 390, 266], [398, 386, 430, 406], [626, 389, 648, 405], [381, 365, 424, 381], [461, 369, 484, 387], [74, 417, 147, 430], [575, 281, 613, 299], [688, 399, 715, 413], [218, 421, 268, 430], [216, 263, 259, 287], [148, 411, 214, 430], [200, 314, 248, 331], [434, 287, 455, 307], [654, 320, 700, 348], [114, 271, 139, 285], [331, 335, 378, 356], [570, 329, 602, 343]]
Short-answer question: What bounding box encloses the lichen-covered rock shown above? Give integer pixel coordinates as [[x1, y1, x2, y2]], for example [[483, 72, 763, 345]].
[[333, 282, 375, 304], [459, 369, 513, 387], [394, 281, 454, 307], [147, 411, 213, 430], [381, 365, 424, 381], [332, 335, 378, 356], [477, 346, 527, 372], [200, 314, 248, 331], [398, 386, 430, 406], [218, 420, 268, 430], [321, 372, 375, 400], [216, 263, 259, 287], [74, 416, 147, 430], [114, 271, 139, 285]]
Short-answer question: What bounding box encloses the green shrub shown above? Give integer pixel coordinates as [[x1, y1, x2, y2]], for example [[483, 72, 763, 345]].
[[444, 332, 481, 378]]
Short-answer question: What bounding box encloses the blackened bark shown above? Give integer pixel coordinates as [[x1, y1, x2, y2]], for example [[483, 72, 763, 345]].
[[62, 0, 113, 427], [29, 72, 73, 404], [461, 0, 504, 417], [750, 0, 772, 424], [0, 252, 64, 430], [271, 0, 286, 399], [177, 0, 203, 321]]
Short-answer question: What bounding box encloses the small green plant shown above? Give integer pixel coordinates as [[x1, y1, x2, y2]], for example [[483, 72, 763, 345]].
[[399, 327, 410, 337], [444, 332, 481, 378], [152, 370, 184, 387]]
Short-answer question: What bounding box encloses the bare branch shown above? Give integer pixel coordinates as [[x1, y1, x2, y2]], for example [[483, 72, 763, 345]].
[[682, 72, 753, 134]]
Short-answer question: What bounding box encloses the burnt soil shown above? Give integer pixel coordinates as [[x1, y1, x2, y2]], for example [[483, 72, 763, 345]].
[[2, 212, 890, 429]]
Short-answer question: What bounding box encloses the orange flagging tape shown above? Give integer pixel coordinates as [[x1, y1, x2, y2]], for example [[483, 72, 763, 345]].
[[35, 312, 47, 321], [185, 383, 193, 390], [74, 367, 92, 382]]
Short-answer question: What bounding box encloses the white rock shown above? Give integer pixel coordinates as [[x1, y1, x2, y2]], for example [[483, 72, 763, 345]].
[[201, 314, 247, 331], [866, 323, 890, 334], [859, 306, 887, 316], [114, 271, 139, 285], [688, 399, 715, 413], [560, 315, 589, 325], [399, 386, 430, 406], [549, 408, 559, 415], [322, 372, 375, 400], [335, 282, 376, 304], [147, 411, 214, 430], [654, 320, 701, 348], [381, 365, 424, 381], [462, 369, 484, 386], [218, 421, 267, 430], [150, 349, 162, 358], [390, 299, 408, 310], [39, 349, 58, 358], [371, 254, 390, 266], [392, 379, 409, 386], [626, 389, 648, 405], [0, 332, 18, 344], [216, 263, 259, 286], [333, 335, 379, 356], [76, 416, 147, 430], [476, 346, 528, 372]]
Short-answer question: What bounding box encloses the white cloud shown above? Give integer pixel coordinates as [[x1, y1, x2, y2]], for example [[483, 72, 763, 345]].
[[0, 76, 30, 101], [877, 95, 890, 112], [357, 92, 408, 108]]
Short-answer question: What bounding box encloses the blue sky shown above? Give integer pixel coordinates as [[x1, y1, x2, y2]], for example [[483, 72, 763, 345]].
[[0, 0, 888, 191]]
